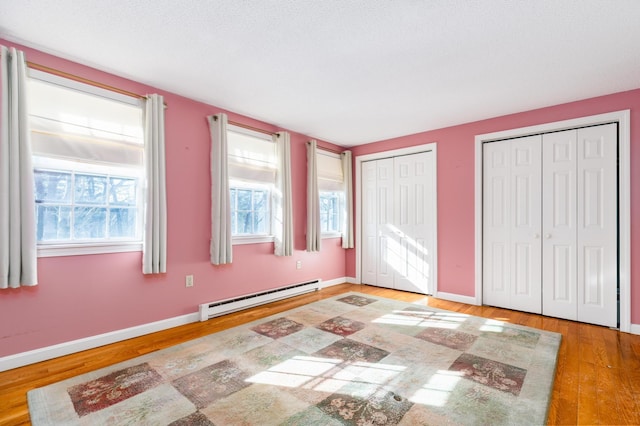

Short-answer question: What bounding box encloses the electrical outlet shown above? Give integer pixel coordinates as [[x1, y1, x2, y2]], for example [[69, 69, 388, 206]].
[[296, 260, 302, 270], [185, 275, 194, 287]]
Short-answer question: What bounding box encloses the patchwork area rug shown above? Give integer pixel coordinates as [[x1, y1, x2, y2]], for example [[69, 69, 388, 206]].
[[28, 292, 561, 425]]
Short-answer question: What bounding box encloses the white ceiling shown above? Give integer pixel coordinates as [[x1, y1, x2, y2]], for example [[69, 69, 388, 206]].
[[1, 1, 640, 146]]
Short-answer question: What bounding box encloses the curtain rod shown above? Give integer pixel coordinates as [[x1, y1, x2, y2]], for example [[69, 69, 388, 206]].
[[27, 61, 148, 101], [212, 115, 278, 137], [229, 120, 278, 136], [307, 140, 344, 155]]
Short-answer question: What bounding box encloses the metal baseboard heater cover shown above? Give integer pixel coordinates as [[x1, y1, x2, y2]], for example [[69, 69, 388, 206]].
[[199, 279, 321, 321]]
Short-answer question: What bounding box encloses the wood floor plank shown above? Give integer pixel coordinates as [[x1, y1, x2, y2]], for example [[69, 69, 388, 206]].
[[1, 283, 640, 425]]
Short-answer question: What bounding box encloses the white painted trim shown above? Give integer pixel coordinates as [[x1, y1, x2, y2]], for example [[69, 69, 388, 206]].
[[629, 324, 640, 336], [345, 276, 359, 284], [38, 242, 142, 257], [0, 313, 200, 373], [320, 277, 349, 288], [474, 110, 631, 332], [434, 291, 478, 306], [355, 142, 438, 293]]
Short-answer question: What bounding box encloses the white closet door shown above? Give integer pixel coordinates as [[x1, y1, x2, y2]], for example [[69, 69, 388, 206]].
[[483, 135, 542, 313], [361, 161, 379, 286], [576, 124, 617, 327], [360, 152, 435, 294], [394, 152, 433, 294], [542, 130, 578, 320], [542, 124, 617, 326], [376, 158, 395, 289]]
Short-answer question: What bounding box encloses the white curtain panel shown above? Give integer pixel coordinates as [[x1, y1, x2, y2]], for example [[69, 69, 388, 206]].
[[0, 46, 37, 288], [142, 94, 167, 274], [341, 150, 354, 249], [208, 113, 232, 265], [306, 140, 321, 252], [274, 131, 294, 256]]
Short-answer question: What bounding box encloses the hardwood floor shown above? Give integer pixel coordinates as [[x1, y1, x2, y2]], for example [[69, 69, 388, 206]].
[[1, 283, 639, 425]]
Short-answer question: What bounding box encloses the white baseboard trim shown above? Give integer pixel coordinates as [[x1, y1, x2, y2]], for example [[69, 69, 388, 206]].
[[629, 323, 640, 335], [433, 291, 478, 306], [320, 277, 349, 288], [0, 312, 200, 373], [345, 276, 359, 284]]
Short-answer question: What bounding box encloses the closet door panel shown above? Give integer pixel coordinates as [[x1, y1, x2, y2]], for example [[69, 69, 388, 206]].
[[509, 136, 542, 313], [576, 124, 617, 327], [376, 158, 395, 289], [483, 140, 513, 309], [542, 130, 578, 320], [361, 161, 379, 286], [394, 152, 431, 294]]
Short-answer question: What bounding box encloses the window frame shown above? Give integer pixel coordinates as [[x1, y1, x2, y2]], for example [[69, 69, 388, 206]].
[[319, 190, 344, 238], [28, 69, 145, 258], [317, 150, 346, 239], [227, 125, 277, 245]]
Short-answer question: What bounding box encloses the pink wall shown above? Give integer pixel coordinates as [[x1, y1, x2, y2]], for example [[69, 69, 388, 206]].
[[348, 89, 640, 324], [0, 40, 347, 357], [2, 39, 639, 359]]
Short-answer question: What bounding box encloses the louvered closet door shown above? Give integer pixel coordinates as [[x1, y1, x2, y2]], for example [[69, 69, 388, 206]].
[[483, 135, 542, 314], [542, 124, 617, 327]]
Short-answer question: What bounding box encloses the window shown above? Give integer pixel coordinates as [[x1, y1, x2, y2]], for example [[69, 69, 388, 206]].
[[319, 191, 344, 233], [317, 151, 345, 236], [227, 125, 276, 243], [28, 70, 145, 256]]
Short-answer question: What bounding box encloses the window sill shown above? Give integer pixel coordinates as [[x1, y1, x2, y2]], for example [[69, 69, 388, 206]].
[[321, 232, 343, 239], [232, 235, 275, 245], [37, 242, 143, 258]]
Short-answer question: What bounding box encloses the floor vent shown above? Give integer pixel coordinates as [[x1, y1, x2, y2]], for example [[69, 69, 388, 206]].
[[198, 279, 321, 321]]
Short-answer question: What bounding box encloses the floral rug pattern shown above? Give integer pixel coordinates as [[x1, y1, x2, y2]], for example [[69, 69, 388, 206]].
[[28, 292, 561, 425]]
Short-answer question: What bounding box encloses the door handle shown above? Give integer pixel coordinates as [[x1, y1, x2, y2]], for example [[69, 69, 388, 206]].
[[545, 233, 551, 239], [534, 233, 540, 239]]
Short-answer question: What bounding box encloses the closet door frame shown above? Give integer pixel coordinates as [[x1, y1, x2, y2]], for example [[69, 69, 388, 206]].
[[355, 142, 438, 295], [474, 110, 631, 333]]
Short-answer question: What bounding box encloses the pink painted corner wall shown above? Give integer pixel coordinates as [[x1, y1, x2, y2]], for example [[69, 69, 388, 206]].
[[347, 88, 640, 325], [2, 39, 640, 359], [0, 40, 347, 357]]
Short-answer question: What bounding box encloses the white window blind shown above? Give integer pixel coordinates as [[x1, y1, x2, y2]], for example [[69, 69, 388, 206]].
[[28, 77, 144, 168], [228, 127, 276, 183], [317, 150, 343, 191]]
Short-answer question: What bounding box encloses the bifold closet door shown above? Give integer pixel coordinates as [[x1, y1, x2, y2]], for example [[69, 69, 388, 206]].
[[361, 152, 434, 294], [393, 152, 434, 294], [361, 158, 394, 288], [542, 124, 617, 327], [482, 135, 542, 314]]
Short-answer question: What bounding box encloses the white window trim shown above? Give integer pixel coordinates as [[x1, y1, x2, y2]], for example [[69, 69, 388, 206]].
[[318, 150, 346, 237], [321, 232, 342, 239], [232, 235, 275, 245], [38, 241, 143, 258], [30, 69, 145, 257], [228, 125, 276, 244]]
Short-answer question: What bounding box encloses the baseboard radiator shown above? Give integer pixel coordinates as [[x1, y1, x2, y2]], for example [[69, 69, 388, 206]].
[[198, 279, 321, 321]]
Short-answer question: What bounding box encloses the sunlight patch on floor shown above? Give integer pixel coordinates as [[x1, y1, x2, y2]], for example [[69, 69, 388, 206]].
[[410, 370, 464, 407]]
